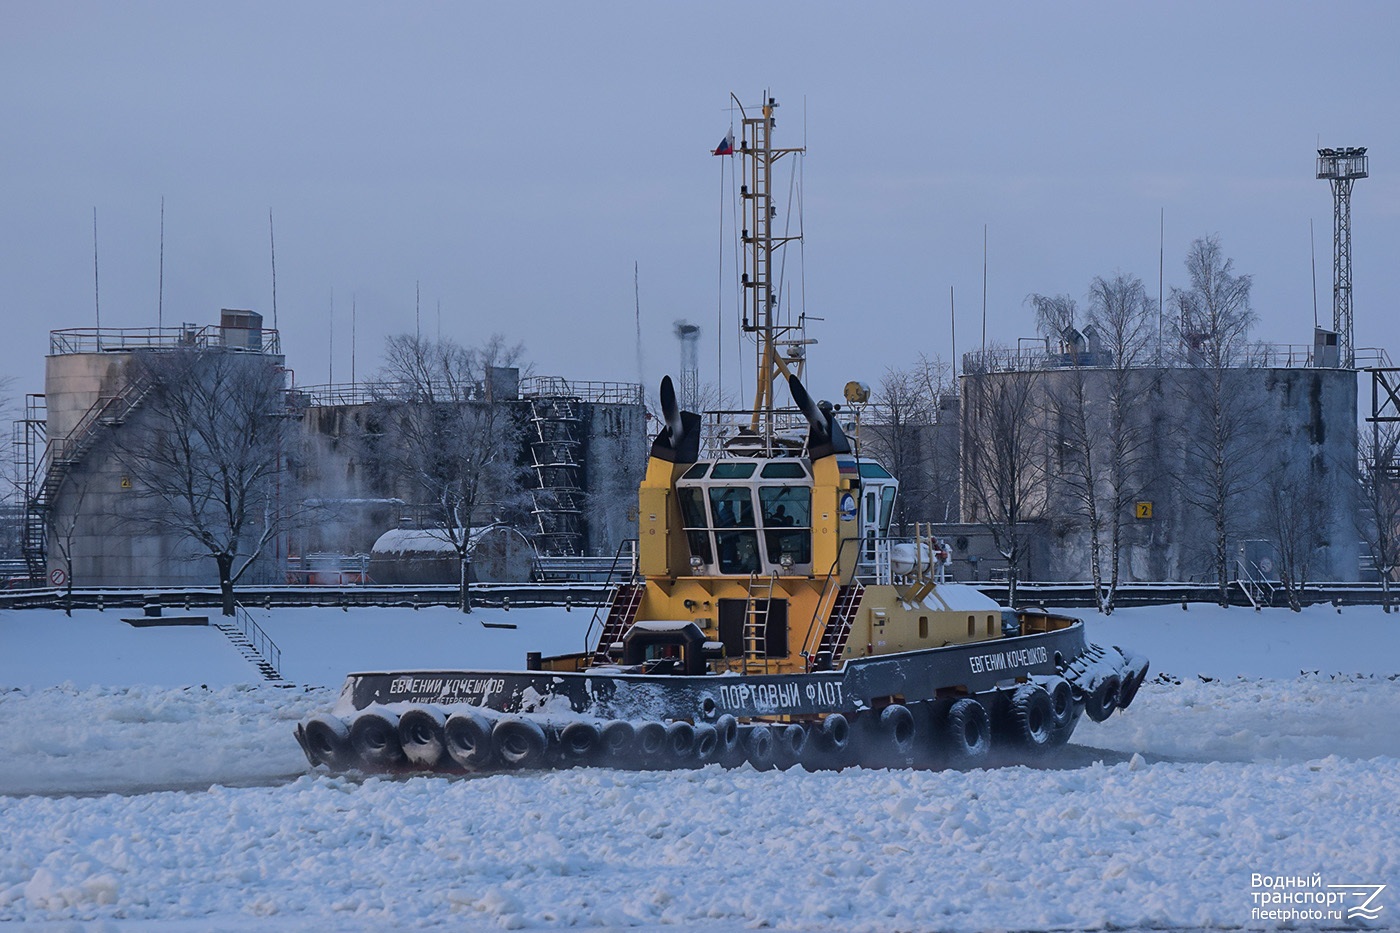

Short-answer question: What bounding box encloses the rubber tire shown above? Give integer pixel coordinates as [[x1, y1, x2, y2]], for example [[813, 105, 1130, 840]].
[[1117, 656, 1150, 710], [665, 721, 696, 764], [944, 697, 991, 768], [819, 714, 850, 752], [692, 723, 719, 762], [493, 717, 549, 769], [445, 710, 496, 770], [398, 706, 448, 769], [744, 725, 776, 771], [600, 720, 634, 762], [1084, 674, 1121, 723], [714, 715, 740, 754], [559, 721, 602, 761], [303, 715, 354, 771], [774, 724, 808, 770], [880, 705, 916, 756], [1043, 677, 1075, 730], [1008, 685, 1054, 750], [350, 709, 404, 769], [634, 721, 668, 760]]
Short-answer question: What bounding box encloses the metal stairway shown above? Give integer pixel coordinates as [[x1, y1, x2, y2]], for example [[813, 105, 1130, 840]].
[[214, 604, 290, 684], [592, 582, 645, 663], [19, 374, 155, 581], [814, 581, 865, 665], [525, 392, 586, 556]]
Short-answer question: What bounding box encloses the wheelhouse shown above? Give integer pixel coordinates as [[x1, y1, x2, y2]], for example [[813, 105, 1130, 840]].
[[675, 457, 814, 576]]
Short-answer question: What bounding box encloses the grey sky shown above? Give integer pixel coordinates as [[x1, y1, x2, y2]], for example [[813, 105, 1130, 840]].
[[3, 1, 1397, 409]]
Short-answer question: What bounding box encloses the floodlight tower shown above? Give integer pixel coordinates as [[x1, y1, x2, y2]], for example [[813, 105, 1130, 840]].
[[1317, 146, 1368, 367], [674, 320, 701, 411]]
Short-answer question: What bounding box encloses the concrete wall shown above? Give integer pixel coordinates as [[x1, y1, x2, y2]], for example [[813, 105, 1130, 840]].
[[955, 365, 1359, 584]]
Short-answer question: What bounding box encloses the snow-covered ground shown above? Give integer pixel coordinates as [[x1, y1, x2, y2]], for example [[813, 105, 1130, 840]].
[[0, 601, 1395, 931]]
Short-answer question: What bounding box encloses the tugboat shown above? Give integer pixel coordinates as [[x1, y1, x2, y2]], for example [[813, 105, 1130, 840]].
[[296, 94, 1147, 775]]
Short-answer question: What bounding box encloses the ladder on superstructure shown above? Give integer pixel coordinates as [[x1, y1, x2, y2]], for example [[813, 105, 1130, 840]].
[[742, 572, 778, 673]]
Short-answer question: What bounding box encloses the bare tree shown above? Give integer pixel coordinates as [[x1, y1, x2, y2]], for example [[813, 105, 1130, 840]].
[[1358, 423, 1400, 612], [863, 356, 952, 532], [1170, 235, 1262, 604], [1045, 362, 1109, 607], [1028, 293, 1077, 344], [370, 334, 529, 612], [118, 348, 292, 616], [1085, 273, 1158, 612], [1263, 448, 1329, 612], [47, 476, 87, 616], [962, 356, 1044, 605]]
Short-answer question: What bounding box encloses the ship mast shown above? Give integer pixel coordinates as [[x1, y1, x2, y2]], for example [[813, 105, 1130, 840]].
[[737, 94, 808, 446]]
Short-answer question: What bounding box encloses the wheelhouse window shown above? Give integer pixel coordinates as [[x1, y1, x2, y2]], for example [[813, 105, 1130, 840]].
[[675, 458, 814, 576], [759, 485, 811, 565], [678, 486, 712, 566], [709, 486, 759, 574]]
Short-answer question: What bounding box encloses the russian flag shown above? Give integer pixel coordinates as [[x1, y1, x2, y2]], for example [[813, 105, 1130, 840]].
[[712, 131, 734, 156]]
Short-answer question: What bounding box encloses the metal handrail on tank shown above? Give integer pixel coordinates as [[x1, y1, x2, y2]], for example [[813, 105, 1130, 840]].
[[49, 325, 281, 356], [519, 376, 644, 405]]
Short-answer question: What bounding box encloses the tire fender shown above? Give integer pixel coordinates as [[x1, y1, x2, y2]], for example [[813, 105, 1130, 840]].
[[492, 717, 549, 769], [1084, 674, 1121, 723], [350, 709, 404, 768], [559, 721, 603, 760], [1117, 655, 1150, 710], [713, 714, 740, 754], [444, 710, 496, 770], [635, 721, 668, 759], [303, 715, 354, 771], [944, 697, 991, 766], [665, 721, 696, 761], [819, 713, 851, 752], [397, 706, 448, 768], [1008, 685, 1053, 749], [744, 725, 775, 771], [879, 704, 916, 755], [600, 720, 635, 759], [692, 723, 719, 761]]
